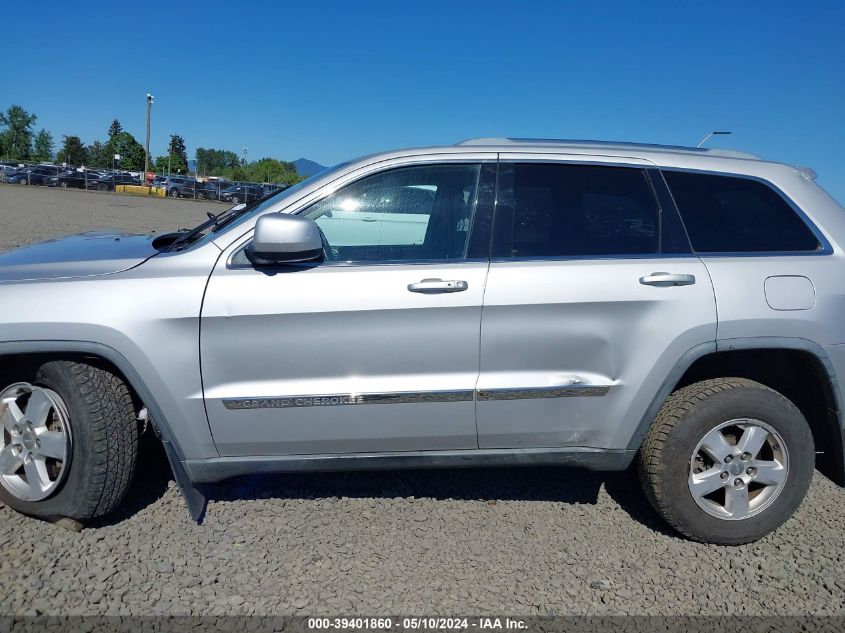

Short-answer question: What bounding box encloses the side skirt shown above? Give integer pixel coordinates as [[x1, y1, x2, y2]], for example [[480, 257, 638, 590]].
[[184, 447, 636, 484]]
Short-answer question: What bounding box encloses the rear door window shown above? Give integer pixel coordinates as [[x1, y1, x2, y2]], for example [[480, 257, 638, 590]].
[[500, 163, 661, 258]]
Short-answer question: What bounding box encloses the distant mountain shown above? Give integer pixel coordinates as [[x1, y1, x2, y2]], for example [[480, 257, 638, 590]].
[[293, 158, 327, 178]]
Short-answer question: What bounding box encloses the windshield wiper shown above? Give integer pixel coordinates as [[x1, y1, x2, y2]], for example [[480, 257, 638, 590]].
[[167, 205, 247, 251], [166, 189, 285, 252]]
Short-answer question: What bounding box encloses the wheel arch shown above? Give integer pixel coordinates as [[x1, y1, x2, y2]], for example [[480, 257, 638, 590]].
[[629, 337, 844, 486], [0, 341, 207, 520]]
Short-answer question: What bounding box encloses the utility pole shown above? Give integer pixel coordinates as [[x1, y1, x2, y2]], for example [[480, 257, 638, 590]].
[[144, 94, 155, 179]]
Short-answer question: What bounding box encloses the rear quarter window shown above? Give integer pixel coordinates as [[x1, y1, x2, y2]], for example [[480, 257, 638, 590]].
[[663, 171, 821, 253]]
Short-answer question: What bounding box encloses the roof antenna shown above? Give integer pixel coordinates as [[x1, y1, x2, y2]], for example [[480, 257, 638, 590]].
[[697, 131, 732, 148]]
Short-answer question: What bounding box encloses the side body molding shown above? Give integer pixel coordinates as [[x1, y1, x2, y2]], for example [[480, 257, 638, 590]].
[[0, 340, 208, 521]]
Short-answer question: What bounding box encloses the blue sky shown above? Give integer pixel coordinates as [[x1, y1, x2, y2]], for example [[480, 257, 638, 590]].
[[2, 1, 843, 201]]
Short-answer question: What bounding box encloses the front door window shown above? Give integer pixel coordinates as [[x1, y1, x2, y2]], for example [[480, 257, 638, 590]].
[[303, 163, 481, 262]]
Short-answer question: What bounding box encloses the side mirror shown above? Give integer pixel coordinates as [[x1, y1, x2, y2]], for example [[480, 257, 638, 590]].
[[246, 213, 323, 265]]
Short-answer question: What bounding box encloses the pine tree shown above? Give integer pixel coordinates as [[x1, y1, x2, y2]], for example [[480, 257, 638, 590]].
[[108, 119, 123, 138]]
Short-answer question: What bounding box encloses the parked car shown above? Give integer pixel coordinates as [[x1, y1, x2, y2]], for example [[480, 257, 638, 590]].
[[0, 138, 841, 545], [197, 179, 233, 201], [172, 179, 199, 198], [5, 165, 60, 185], [220, 183, 264, 204], [46, 170, 94, 189], [162, 176, 196, 198], [262, 183, 289, 197], [0, 164, 19, 182], [89, 172, 140, 191]]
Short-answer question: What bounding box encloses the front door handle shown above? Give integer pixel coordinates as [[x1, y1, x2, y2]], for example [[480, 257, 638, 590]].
[[407, 278, 468, 293], [639, 272, 696, 287]]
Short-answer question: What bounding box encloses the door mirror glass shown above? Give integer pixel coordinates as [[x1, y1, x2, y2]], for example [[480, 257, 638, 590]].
[[246, 213, 323, 265]]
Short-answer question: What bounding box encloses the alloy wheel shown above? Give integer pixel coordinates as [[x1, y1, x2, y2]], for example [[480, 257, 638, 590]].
[[688, 418, 788, 520], [0, 383, 72, 501]]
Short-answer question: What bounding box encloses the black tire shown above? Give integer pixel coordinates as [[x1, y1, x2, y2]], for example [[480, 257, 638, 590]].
[[638, 377, 814, 544], [59, 180, 68, 188], [0, 360, 138, 521]]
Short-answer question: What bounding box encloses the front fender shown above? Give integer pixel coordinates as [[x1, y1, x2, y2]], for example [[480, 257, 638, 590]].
[[0, 340, 208, 520]]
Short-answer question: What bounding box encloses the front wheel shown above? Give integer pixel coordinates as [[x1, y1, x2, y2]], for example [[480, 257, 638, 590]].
[[0, 361, 138, 521], [639, 377, 814, 544]]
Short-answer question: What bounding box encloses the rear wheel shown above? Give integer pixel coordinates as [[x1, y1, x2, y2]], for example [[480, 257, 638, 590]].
[[59, 180, 68, 188], [0, 361, 138, 521], [639, 377, 814, 544]]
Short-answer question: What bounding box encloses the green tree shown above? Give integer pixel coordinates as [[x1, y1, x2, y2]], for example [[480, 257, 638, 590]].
[[245, 157, 301, 185], [195, 147, 241, 175], [107, 131, 146, 170], [0, 104, 37, 160], [230, 166, 249, 181], [168, 135, 188, 170], [56, 136, 87, 166], [195, 147, 305, 183], [86, 141, 109, 168], [32, 129, 54, 162], [153, 154, 187, 175], [108, 119, 123, 138]]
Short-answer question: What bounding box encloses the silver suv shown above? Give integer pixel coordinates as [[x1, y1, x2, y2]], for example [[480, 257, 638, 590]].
[[0, 138, 842, 544]]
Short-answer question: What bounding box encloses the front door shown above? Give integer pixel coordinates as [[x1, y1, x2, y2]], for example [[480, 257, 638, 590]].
[[476, 157, 718, 451], [201, 159, 496, 456]]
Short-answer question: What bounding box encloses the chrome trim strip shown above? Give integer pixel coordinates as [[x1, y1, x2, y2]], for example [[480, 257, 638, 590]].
[[223, 384, 613, 410], [222, 390, 474, 410], [476, 385, 611, 401]]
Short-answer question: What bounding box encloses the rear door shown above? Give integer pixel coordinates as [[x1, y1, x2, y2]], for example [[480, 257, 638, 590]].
[[476, 155, 718, 451]]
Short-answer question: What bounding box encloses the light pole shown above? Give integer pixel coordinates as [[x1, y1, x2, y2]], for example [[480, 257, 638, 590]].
[[144, 94, 155, 180], [697, 130, 731, 148]]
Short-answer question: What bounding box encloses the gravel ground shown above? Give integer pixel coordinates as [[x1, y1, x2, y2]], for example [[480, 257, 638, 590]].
[[0, 184, 212, 252], [0, 184, 844, 617]]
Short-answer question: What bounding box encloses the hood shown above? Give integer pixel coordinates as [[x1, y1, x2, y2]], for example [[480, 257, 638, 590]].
[[0, 231, 159, 282]]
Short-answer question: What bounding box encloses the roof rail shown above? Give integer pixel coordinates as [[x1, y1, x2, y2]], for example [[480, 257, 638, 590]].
[[455, 137, 759, 159]]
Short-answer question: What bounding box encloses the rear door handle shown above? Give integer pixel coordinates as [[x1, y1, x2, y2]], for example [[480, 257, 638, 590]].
[[639, 272, 696, 287], [407, 278, 468, 293]]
